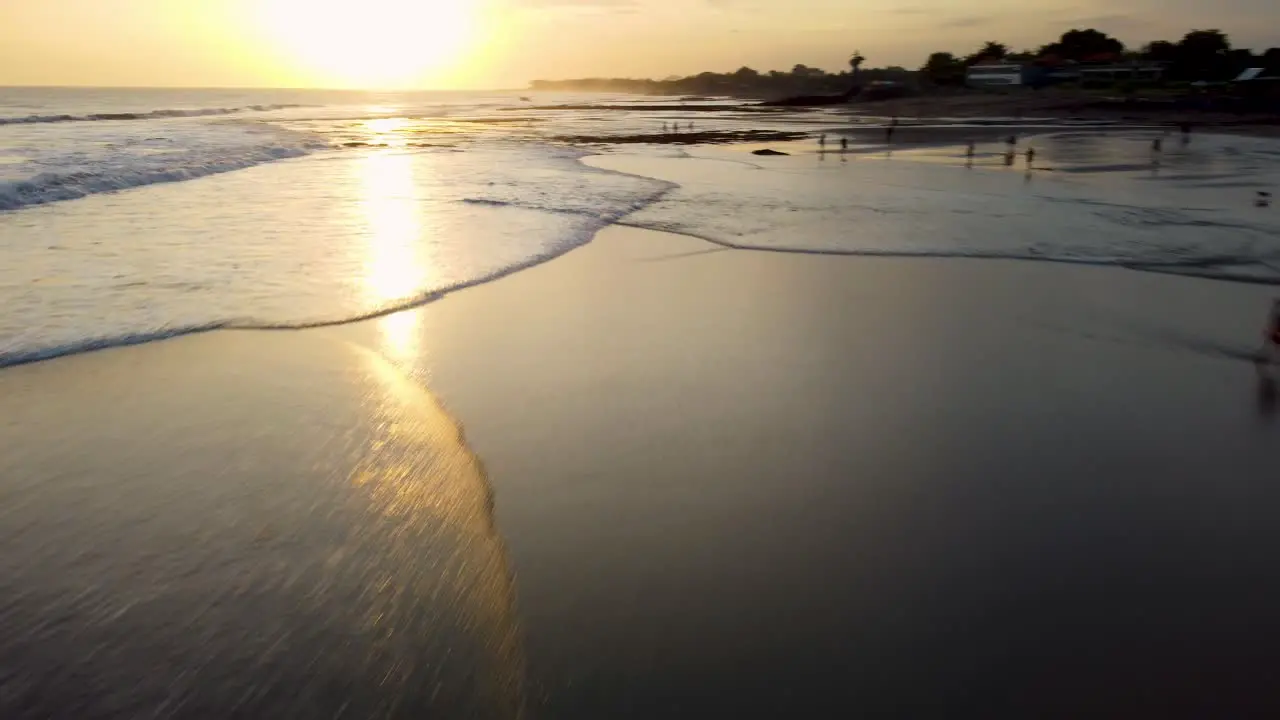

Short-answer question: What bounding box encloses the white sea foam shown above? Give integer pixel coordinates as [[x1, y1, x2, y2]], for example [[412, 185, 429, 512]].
[[0, 141, 669, 367], [0, 104, 312, 126], [589, 141, 1280, 283], [4, 88, 1280, 367]]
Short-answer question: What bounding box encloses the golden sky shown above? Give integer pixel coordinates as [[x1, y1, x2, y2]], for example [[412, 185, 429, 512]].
[[0, 0, 1275, 89]]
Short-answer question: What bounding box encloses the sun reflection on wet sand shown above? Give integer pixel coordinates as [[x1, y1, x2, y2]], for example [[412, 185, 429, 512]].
[[350, 343, 528, 717]]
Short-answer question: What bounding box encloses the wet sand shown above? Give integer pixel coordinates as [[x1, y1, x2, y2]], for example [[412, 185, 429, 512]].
[[338, 225, 1280, 718], [5, 222, 1280, 717], [846, 91, 1280, 137], [0, 332, 526, 718]]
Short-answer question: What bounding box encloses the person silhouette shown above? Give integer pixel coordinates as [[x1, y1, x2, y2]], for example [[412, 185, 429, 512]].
[[840, 137, 849, 153], [1258, 298, 1280, 364], [819, 133, 826, 149]]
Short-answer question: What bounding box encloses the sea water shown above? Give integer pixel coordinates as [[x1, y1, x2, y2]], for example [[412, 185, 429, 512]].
[[2, 87, 1279, 367]]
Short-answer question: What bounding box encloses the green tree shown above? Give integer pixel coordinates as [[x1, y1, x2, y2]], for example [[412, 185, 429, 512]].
[[1179, 29, 1230, 57], [1141, 40, 1179, 63], [1040, 28, 1125, 61], [968, 41, 1009, 64], [1177, 29, 1232, 80], [921, 51, 964, 85]]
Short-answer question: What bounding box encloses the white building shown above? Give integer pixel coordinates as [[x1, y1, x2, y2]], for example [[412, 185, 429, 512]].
[[965, 64, 1024, 87]]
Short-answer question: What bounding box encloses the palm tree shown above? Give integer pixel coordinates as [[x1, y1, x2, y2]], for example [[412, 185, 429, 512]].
[[849, 50, 866, 78]]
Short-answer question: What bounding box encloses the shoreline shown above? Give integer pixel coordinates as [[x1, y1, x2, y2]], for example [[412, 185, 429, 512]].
[[5, 135, 1279, 371], [336, 222, 1280, 717], [8, 87, 1280, 716], [6, 195, 1280, 716]]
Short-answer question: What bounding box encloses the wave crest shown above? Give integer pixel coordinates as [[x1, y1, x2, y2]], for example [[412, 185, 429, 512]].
[[0, 104, 312, 126]]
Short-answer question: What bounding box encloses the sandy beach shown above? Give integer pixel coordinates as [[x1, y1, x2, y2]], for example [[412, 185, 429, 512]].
[[5, 86, 1280, 717], [7, 209, 1280, 716], [338, 221, 1280, 718]]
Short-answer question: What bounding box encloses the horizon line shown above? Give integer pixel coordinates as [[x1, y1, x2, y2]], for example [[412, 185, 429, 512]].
[[0, 83, 530, 93]]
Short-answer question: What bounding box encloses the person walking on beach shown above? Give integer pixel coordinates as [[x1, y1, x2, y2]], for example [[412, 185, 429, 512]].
[[1025, 147, 1035, 168], [1259, 298, 1280, 364], [886, 116, 899, 144], [1003, 134, 1018, 166], [1179, 121, 1193, 145], [819, 133, 827, 149], [840, 137, 849, 153]]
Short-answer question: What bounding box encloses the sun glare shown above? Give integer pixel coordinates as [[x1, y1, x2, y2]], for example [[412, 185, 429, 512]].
[[261, 0, 478, 88]]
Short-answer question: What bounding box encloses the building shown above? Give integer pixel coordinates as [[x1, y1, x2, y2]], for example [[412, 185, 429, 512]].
[[964, 63, 1024, 87]]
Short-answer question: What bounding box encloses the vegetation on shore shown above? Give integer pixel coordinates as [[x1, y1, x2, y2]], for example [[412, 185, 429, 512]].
[[923, 29, 1276, 85], [530, 28, 1278, 98]]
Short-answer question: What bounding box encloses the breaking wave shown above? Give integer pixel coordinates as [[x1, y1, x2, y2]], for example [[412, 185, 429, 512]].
[[0, 104, 312, 126]]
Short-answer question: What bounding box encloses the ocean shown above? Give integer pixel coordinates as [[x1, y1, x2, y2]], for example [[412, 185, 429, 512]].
[[2, 87, 1279, 367]]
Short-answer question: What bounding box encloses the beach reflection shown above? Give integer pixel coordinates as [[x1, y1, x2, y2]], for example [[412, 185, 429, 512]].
[[351, 345, 528, 717], [358, 143, 429, 364]]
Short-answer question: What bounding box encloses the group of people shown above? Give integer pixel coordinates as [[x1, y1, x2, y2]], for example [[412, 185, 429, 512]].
[[816, 134, 849, 153], [660, 121, 695, 135], [815, 124, 1042, 169], [816, 117, 902, 155]]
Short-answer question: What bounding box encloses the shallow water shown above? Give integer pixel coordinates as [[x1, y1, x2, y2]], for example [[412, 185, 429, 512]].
[[2, 88, 1279, 363]]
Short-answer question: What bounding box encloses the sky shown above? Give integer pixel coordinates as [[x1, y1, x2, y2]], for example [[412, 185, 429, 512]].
[[0, 0, 1277, 89]]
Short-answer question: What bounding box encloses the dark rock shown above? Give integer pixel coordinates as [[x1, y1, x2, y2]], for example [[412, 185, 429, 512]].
[[751, 148, 790, 156], [550, 130, 806, 146], [761, 85, 862, 107]]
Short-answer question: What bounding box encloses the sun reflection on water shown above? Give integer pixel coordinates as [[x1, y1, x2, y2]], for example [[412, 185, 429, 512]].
[[359, 146, 428, 364]]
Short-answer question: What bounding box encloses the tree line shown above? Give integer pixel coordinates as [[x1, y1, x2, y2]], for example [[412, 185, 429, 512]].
[[530, 52, 910, 97], [531, 28, 1279, 98], [922, 29, 1279, 85]]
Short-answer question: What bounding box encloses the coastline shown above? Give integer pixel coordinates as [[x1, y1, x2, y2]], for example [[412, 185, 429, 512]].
[[5, 121, 1280, 717], [6, 205, 1280, 716]]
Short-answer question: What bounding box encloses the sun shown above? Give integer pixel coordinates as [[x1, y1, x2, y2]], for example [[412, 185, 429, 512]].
[[260, 0, 478, 88]]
